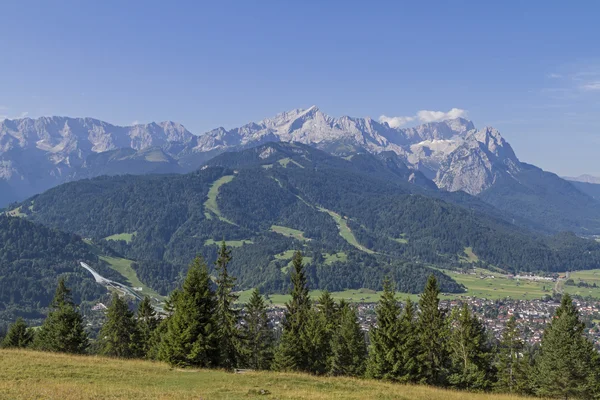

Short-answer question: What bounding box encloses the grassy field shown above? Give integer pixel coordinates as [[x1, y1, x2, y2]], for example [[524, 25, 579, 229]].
[[278, 157, 305, 168], [443, 269, 552, 300], [104, 232, 136, 244], [317, 207, 375, 254], [204, 238, 254, 247], [100, 256, 163, 300], [564, 269, 600, 299], [204, 175, 237, 224], [271, 225, 310, 241], [460, 247, 480, 263], [323, 252, 348, 265], [0, 350, 530, 400]]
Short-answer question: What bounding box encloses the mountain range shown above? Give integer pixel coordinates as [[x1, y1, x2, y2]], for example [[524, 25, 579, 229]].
[[2, 107, 600, 234]]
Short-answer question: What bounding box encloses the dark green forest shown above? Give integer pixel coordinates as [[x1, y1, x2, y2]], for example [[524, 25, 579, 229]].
[[0, 216, 123, 328], [11, 143, 600, 299]]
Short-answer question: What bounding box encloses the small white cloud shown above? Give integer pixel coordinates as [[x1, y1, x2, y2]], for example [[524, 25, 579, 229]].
[[19, 111, 29, 118], [378, 115, 415, 128], [581, 81, 600, 91], [0, 105, 8, 111], [131, 120, 140, 125], [379, 108, 468, 128], [547, 73, 563, 79], [416, 108, 468, 123]]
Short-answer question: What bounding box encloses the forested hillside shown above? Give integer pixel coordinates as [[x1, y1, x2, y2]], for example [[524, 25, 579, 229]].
[[14, 143, 600, 298], [0, 216, 124, 329]]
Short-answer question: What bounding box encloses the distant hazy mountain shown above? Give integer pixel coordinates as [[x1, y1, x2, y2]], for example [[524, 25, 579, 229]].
[[565, 174, 600, 184]]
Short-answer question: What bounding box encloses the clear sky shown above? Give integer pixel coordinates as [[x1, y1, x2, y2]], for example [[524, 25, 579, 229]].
[[1, 0, 599, 176]]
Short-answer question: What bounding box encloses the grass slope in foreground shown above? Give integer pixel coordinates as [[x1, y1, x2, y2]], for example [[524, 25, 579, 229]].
[[0, 350, 528, 400]]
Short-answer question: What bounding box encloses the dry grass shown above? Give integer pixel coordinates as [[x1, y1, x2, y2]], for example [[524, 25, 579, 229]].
[[0, 349, 535, 400]]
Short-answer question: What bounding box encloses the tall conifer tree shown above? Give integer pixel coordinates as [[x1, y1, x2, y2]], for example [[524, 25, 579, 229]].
[[495, 316, 528, 394], [1, 318, 34, 348], [158, 256, 218, 367], [98, 292, 139, 358], [330, 301, 367, 377], [240, 288, 274, 370], [34, 278, 88, 354], [214, 241, 240, 370], [396, 298, 419, 383], [447, 303, 494, 390], [535, 293, 600, 399], [137, 296, 159, 358], [366, 278, 402, 380], [416, 275, 448, 386], [273, 251, 311, 372]]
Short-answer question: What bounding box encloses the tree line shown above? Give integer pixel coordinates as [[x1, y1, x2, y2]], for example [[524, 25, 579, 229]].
[[3, 244, 600, 399]]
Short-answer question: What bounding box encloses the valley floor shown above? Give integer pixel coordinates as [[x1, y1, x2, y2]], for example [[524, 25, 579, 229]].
[[0, 349, 531, 400]]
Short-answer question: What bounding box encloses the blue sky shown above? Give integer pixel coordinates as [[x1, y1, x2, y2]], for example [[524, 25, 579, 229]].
[[1, 0, 599, 176]]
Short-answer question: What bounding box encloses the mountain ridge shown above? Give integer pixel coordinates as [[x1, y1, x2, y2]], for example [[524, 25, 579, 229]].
[[2, 109, 600, 235]]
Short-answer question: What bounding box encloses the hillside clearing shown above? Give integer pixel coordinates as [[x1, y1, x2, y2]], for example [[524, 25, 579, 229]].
[[270, 225, 310, 241], [204, 175, 237, 224], [204, 238, 254, 247], [0, 350, 529, 400], [104, 232, 136, 244], [460, 247, 480, 263], [277, 157, 305, 168], [317, 207, 375, 254], [100, 256, 163, 300], [323, 252, 348, 264]]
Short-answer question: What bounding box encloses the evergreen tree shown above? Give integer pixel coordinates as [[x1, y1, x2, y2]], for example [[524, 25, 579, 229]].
[[1, 318, 34, 348], [158, 256, 218, 367], [416, 275, 449, 386], [240, 288, 274, 370], [34, 278, 88, 354], [137, 296, 159, 358], [330, 301, 367, 377], [366, 278, 402, 380], [302, 307, 330, 375], [447, 303, 494, 390], [273, 251, 311, 372], [98, 292, 139, 358], [397, 298, 419, 383], [214, 241, 241, 370], [316, 290, 337, 371], [535, 293, 600, 399], [495, 316, 528, 394]]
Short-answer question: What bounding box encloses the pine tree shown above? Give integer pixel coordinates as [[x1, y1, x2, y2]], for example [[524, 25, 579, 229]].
[[34, 278, 88, 354], [330, 301, 367, 377], [1, 318, 34, 348], [495, 316, 528, 394], [397, 298, 419, 383], [273, 251, 311, 372], [240, 288, 274, 370], [98, 292, 140, 358], [535, 293, 600, 399], [214, 241, 241, 370], [447, 303, 494, 390], [158, 256, 218, 367], [416, 274, 449, 386], [137, 296, 159, 358], [366, 278, 402, 380]]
